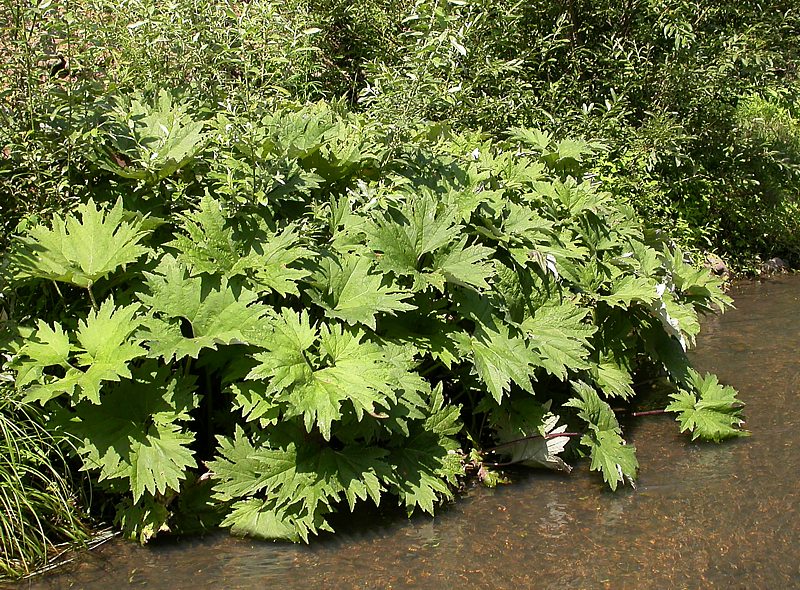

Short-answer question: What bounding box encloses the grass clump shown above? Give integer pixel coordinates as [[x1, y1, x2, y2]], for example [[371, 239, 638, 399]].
[[0, 386, 92, 580]]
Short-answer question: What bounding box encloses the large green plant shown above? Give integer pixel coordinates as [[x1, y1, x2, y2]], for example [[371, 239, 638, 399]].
[[2, 102, 746, 545]]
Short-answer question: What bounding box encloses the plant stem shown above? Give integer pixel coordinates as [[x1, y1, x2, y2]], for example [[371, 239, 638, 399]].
[[629, 408, 669, 417], [86, 284, 98, 311], [182, 357, 193, 379], [612, 407, 670, 417], [204, 369, 213, 454], [418, 361, 444, 378]]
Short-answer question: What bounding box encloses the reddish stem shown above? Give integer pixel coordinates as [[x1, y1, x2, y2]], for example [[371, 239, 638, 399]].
[[629, 408, 669, 417]]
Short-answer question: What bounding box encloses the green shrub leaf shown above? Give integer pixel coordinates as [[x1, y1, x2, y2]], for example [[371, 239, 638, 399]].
[[667, 370, 749, 442], [308, 254, 414, 329], [16, 299, 144, 404], [567, 382, 638, 490], [139, 256, 269, 360], [66, 362, 198, 500], [9, 198, 151, 288]]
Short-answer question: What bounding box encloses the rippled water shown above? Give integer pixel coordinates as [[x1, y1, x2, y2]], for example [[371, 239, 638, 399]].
[[18, 277, 800, 590]]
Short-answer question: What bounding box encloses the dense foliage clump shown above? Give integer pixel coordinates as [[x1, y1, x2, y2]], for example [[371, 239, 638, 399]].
[[2, 100, 746, 546], [1, 0, 784, 574]]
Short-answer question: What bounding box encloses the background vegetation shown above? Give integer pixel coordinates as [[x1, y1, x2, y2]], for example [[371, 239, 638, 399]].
[[3, 0, 798, 263], [0, 0, 794, 577]]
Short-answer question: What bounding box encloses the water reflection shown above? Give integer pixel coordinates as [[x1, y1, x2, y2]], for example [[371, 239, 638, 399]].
[[21, 276, 800, 590], [403, 519, 440, 549], [539, 498, 570, 537]]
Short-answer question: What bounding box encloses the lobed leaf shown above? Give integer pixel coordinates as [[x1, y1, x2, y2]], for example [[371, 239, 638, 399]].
[[18, 299, 144, 405], [521, 301, 596, 380], [666, 369, 748, 442], [308, 254, 414, 329], [469, 318, 539, 402], [567, 382, 638, 490], [9, 198, 151, 288], [139, 256, 269, 360], [66, 362, 198, 501]]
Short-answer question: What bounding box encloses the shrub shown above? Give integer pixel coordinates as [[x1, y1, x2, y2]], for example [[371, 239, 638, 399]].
[[1, 99, 746, 545]]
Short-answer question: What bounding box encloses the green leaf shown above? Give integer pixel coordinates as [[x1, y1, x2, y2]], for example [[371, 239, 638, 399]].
[[65, 362, 198, 501], [423, 383, 464, 438], [580, 429, 639, 491], [648, 287, 700, 349], [534, 179, 600, 217], [469, 318, 539, 402], [521, 302, 596, 379], [92, 89, 207, 183], [308, 254, 414, 329], [210, 429, 300, 502], [247, 226, 313, 296], [379, 313, 465, 369], [247, 308, 315, 389], [442, 180, 502, 222], [555, 137, 592, 164], [115, 495, 170, 544], [385, 386, 463, 515], [368, 190, 461, 278], [9, 198, 150, 288], [248, 315, 400, 440], [497, 202, 555, 249], [601, 275, 658, 308], [664, 247, 733, 313], [169, 195, 247, 276], [432, 237, 494, 291], [213, 385, 462, 537], [507, 127, 552, 151], [567, 382, 637, 490], [19, 299, 144, 404], [593, 356, 636, 400], [70, 298, 145, 403], [319, 445, 390, 510], [139, 256, 269, 360], [211, 427, 392, 541], [637, 314, 692, 383], [292, 325, 400, 438], [385, 436, 452, 515], [12, 320, 72, 388], [221, 499, 314, 543], [230, 381, 281, 427], [567, 381, 621, 433], [129, 426, 196, 502], [666, 369, 748, 442], [169, 196, 311, 296]]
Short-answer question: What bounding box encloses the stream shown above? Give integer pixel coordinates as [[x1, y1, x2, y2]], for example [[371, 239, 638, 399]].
[[18, 276, 800, 589]]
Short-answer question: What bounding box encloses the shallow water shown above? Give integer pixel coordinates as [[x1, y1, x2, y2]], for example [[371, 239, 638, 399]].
[[18, 277, 800, 590]]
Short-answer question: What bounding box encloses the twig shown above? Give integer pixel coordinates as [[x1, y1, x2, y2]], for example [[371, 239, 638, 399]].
[[629, 408, 669, 417]]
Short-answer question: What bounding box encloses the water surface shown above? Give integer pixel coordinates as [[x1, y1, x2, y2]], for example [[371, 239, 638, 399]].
[[20, 276, 800, 589]]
